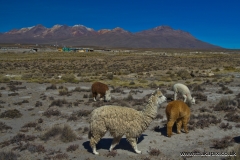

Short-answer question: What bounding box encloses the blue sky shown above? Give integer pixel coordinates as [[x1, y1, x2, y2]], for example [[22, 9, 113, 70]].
[[1, 0, 240, 49]]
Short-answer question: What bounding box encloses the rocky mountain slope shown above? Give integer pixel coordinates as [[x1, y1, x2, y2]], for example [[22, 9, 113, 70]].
[[0, 24, 220, 49]]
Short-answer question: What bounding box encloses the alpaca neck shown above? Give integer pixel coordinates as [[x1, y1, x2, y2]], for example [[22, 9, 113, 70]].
[[187, 94, 192, 100], [141, 96, 158, 123]]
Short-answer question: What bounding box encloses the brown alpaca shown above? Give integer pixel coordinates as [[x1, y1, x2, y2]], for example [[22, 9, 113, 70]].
[[165, 100, 190, 137], [91, 82, 111, 102]]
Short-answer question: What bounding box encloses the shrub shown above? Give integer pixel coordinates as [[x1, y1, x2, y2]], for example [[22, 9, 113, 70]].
[[49, 99, 69, 107], [43, 109, 61, 117], [224, 112, 240, 122], [27, 144, 46, 153], [35, 101, 43, 107], [192, 92, 207, 101], [106, 150, 118, 157], [148, 147, 161, 156], [0, 76, 10, 83], [59, 87, 69, 96], [214, 98, 237, 112], [0, 151, 18, 160], [74, 110, 92, 117], [21, 122, 37, 129], [52, 153, 69, 160], [189, 114, 221, 130], [67, 115, 78, 121], [192, 85, 205, 92], [199, 107, 212, 113], [83, 94, 88, 98], [0, 109, 22, 118], [212, 136, 234, 149], [177, 70, 191, 80], [40, 125, 63, 141], [124, 93, 134, 101], [83, 127, 89, 133], [148, 82, 158, 89], [129, 81, 135, 85], [0, 122, 12, 131], [60, 125, 77, 143], [66, 144, 79, 152], [61, 74, 77, 83], [13, 143, 46, 153], [106, 73, 114, 80], [217, 84, 234, 94], [46, 84, 57, 90], [219, 122, 232, 131], [8, 92, 19, 96], [10, 133, 36, 144], [21, 73, 33, 80]]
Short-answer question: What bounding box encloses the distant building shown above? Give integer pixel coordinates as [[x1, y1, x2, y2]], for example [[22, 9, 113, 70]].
[[60, 47, 94, 52]]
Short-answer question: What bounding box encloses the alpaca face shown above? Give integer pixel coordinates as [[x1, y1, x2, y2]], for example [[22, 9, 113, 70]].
[[153, 89, 166, 106], [104, 90, 111, 102]]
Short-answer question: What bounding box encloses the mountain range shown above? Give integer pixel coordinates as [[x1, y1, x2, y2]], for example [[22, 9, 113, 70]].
[[0, 24, 221, 49]]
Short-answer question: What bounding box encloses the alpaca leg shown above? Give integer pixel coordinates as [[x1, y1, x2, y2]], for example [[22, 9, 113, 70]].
[[89, 127, 107, 155], [176, 118, 183, 134], [167, 120, 175, 137], [127, 137, 141, 154], [99, 94, 103, 101], [183, 95, 187, 102], [174, 92, 177, 100], [90, 135, 101, 155], [182, 117, 189, 134], [109, 136, 122, 151], [93, 93, 97, 101]]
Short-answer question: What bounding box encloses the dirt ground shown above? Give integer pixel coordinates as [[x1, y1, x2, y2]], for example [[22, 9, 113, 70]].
[[0, 51, 240, 160]]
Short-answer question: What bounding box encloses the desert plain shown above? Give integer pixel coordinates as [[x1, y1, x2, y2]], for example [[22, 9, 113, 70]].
[[0, 49, 240, 160]]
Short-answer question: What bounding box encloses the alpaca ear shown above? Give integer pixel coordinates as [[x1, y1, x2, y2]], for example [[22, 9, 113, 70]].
[[152, 88, 159, 95]]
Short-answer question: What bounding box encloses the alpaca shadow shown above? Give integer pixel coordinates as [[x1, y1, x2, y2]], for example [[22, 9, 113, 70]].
[[83, 134, 147, 154], [233, 136, 240, 143], [154, 123, 178, 137]]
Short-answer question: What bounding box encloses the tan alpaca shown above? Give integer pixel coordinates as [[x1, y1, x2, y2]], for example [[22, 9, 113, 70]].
[[165, 100, 190, 137], [88, 88, 166, 155]]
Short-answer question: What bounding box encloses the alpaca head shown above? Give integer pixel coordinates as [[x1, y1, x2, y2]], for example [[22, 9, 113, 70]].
[[104, 90, 111, 102], [151, 88, 166, 107]]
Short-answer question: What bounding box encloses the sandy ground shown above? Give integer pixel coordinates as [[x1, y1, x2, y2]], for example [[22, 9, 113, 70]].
[[0, 75, 240, 160]]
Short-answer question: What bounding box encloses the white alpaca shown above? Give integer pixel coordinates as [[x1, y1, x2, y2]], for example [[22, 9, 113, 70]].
[[172, 83, 195, 105], [88, 88, 166, 155]]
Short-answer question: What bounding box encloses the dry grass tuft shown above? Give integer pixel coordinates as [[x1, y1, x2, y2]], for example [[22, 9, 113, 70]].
[[214, 98, 238, 112], [219, 122, 233, 131], [189, 114, 221, 130], [40, 125, 63, 141], [0, 151, 19, 160], [21, 122, 37, 128], [148, 147, 161, 156], [46, 84, 57, 90], [106, 150, 118, 157], [212, 136, 234, 149], [0, 109, 22, 118], [49, 99, 69, 107], [0, 122, 12, 131], [43, 108, 61, 117], [52, 153, 69, 160], [192, 92, 207, 101], [66, 144, 79, 152], [60, 125, 77, 143], [224, 112, 240, 123]]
